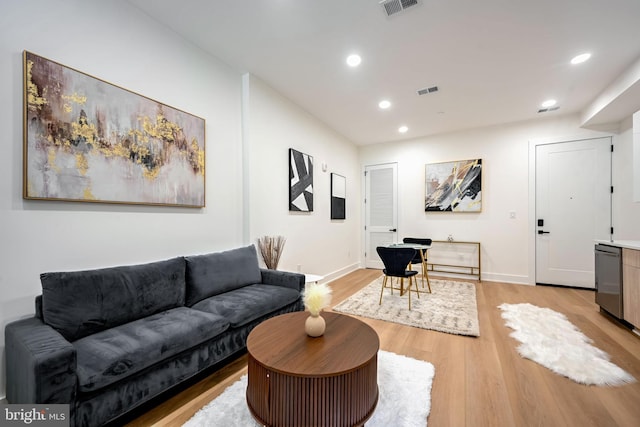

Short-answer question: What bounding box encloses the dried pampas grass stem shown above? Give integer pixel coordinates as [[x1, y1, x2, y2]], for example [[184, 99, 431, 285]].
[[257, 235, 286, 270]]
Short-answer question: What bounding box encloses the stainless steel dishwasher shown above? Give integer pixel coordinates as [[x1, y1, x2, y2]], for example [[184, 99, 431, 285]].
[[595, 244, 623, 319]]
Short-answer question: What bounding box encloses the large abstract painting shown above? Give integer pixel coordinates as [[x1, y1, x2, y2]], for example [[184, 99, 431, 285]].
[[425, 159, 482, 212], [289, 148, 313, 212], [331, 173, 346, 219], [23, 51, 205, 207]]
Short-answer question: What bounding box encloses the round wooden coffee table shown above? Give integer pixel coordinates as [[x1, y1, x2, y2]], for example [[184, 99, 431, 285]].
[[246, 311, 379, 427]]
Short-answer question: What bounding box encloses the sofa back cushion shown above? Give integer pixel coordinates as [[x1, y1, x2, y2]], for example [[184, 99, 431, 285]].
[[41, 257, 186, 342], [185, 245, 261, 306]]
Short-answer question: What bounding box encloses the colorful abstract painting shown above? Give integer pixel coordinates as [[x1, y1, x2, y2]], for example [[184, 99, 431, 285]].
[[289, 148, 313, 212], [23, 51, 205, 207], [425, 159, 482, 212], [331, 173, 346, 219]]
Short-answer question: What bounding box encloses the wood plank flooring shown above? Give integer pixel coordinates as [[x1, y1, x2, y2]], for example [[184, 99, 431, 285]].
[[126, 269, 640, 427]]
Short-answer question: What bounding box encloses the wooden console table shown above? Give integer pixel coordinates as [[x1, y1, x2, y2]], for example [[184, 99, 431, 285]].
[[246, 311, 380, 427], [427, 240, 481, 281]]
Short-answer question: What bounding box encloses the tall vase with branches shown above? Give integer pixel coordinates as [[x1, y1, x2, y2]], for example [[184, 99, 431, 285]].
[[257, 235, 286, 270]]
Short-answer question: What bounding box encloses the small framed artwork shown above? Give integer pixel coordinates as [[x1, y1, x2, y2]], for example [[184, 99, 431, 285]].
[[331, 173, 346, 220], [23, 51, 205, 207], [289, 148, 313, 211], [425, 159, 482, 212]]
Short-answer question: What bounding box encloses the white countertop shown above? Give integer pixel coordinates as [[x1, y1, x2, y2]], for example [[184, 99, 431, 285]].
[[596, 240, 640, 250]]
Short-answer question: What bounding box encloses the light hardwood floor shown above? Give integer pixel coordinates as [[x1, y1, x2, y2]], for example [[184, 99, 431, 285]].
[[127, 269, 640, 427]]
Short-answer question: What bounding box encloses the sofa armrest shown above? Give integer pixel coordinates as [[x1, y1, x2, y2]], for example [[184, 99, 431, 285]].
[[5, 317, 77, 404], [260, 269, 305, 292]]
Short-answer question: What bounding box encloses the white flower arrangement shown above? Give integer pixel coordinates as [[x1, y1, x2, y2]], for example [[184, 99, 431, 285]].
[[302, 282, 332, 316]]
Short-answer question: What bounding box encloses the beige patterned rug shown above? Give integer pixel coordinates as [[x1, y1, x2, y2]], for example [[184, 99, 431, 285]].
[[333, 276, 480, 337]]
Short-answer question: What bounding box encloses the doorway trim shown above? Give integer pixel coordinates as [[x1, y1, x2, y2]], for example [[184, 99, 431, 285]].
[[527, 134, 613, 286]]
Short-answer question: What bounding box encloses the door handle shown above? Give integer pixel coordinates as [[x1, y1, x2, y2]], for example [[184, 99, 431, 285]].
[[389, 228, 397, 232], [538, 230, 550, 234]]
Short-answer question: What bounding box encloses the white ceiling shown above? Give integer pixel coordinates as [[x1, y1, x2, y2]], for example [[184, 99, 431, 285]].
[[128, 0, 640, 145]]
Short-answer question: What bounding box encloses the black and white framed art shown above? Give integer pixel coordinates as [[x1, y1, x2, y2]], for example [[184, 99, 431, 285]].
[[289, 148, 313, 212], [330, 173, 346, 219]]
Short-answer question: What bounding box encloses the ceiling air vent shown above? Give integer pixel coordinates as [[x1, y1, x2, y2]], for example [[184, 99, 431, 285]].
[[417, 86, 439, 95], [537, 106, 560, 113], [380, 0, 419, 17]]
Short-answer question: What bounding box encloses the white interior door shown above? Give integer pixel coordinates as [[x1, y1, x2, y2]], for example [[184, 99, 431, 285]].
[[535, 137, 611, 288], [364, 163, 398, 269]]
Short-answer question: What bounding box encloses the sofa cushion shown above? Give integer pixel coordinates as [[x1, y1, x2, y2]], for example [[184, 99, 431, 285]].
[[191, 284, 301, 328], [41, 257, 186, 342], [185, 245, 262, 306], [74, 307, 229, 392]]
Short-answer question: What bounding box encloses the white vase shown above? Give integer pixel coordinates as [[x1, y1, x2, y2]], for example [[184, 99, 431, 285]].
[[305, 313, 326, 337]]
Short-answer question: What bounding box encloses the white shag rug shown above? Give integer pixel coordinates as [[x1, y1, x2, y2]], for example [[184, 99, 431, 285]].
[[499, 303, 635, 386], [333, 276, 480, 337], [183, 350, 435, 427]]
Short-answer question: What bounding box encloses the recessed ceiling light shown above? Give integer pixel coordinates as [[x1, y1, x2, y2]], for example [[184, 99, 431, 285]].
[[378, 100, 391, 109], [398, 125, 408, 133], [571, 53, 591, 65], [541, 99, 557, 108], [346, 54, 361, 67]]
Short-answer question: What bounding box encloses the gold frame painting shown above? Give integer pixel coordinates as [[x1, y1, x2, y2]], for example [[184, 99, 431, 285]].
[[23, 51, 205, 207], [425, 159, 482, 212]]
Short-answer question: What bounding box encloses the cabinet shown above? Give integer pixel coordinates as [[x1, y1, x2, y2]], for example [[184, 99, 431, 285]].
[[426, 240, 481, 281], [622, 248, 640, 327]]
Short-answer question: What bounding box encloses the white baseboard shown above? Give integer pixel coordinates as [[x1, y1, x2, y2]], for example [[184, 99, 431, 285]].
[[322, 263, 360, 284], [429, 271, 531, 285], [0, 396, 7, 404], [480, 272, 532, 285], [309, 265, 532, 286], [285, 264, 361, 285]]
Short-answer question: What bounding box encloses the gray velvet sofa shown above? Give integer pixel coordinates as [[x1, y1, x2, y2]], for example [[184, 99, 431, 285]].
[[5, 244, 305, 427]]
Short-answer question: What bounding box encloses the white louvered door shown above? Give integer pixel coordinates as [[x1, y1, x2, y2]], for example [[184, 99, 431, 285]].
[[364, 163, 398, 269]]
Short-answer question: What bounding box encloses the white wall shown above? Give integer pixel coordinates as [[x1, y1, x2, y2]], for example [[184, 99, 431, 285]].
[[633, 111, 640, 202], [359, 114, 624, 284], [0, 0, 244, 398], [245, 75, 361, 279], [613, 117, 640, 239]]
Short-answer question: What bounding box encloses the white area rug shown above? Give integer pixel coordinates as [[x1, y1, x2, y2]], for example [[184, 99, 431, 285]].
[[183, 350, 435, 427], [333, 276, 480, 336], [499, 303, 635, 386]]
